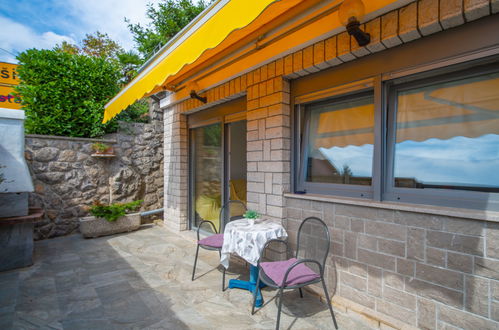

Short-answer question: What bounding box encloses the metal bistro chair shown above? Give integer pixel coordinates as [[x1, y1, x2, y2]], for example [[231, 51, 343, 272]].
[[251, 216, 338, 330], [191, 200, 247, 291]]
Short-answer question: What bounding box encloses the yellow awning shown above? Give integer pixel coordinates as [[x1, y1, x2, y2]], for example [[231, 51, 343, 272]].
[[103, 0, 305, 123]]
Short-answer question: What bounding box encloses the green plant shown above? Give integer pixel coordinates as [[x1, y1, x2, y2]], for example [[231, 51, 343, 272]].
[[92, 142, 111, 153], [16, 49, 121, 138], [89, 200, 142, 222], [127, 0, 211, 58], [243, 210, 260, 220]]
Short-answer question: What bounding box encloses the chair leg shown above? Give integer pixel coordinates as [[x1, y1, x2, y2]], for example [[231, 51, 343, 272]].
[[192, 245, 200, 281], [299, 288, 303, 298], [276, 286, 285, 330], [218, 250, 226, 291], [222, 267, 226, 291], [251, 274, 261, 315], [320, 276, 338, 329]]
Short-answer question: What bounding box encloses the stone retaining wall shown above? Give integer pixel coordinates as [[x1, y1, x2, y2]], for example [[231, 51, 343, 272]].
[[26, 102, 163, 240]]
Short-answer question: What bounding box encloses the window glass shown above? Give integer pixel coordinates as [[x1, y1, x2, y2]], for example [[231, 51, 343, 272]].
[[393, 72, 499, 192], [303, 94, 374, 185], [192, 123, 222, 231]]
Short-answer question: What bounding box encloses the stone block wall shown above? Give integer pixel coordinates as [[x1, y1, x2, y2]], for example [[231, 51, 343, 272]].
[[285, 198, 499, 329], [162, 105, 188, 232], [245, 72, 291, 220], [26, 102, 164, 240]]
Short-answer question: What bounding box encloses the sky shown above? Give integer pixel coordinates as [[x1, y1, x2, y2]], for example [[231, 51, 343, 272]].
[[0, 0, 155, 63], [318, 134, 499, 188]]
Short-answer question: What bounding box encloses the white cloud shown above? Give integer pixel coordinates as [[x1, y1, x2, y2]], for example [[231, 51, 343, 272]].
[[64, 0, 153, 50], [0, 0, 152, 63], [0, 16, 75, 63]]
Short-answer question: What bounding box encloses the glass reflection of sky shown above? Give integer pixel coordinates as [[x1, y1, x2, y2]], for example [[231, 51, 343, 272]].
[[318, 134, 499, 188], [319, 144, 373, 177], [394, 134, 499, 187]]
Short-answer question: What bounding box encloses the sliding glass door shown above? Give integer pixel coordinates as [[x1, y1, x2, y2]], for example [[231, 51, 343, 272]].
[[190, 120, 247, 232], [190, 123, 223, 231]]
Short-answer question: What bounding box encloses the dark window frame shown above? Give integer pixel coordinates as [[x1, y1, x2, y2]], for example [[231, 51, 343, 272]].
[[383, 62, 499, 211], [296, 88, 378, 199], [293, 58, 499, 211]]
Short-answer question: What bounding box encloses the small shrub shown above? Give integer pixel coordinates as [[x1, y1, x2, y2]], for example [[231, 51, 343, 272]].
[[89, 200, 142, 222], [243, 210, 260, 220], [92, 142, 111, 153]]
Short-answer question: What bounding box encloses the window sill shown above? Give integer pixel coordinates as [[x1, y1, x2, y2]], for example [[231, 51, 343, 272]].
[[284, 193, 499, 223]]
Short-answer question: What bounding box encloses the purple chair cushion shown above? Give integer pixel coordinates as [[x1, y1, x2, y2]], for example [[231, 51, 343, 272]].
[[198, 233, 224, 248], [260, 258, 320, 287]]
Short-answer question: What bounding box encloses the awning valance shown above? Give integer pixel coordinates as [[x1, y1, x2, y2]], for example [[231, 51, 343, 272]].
[[103, 0, 305, 123]]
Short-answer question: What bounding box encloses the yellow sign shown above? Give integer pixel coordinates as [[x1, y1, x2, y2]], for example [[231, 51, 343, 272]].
[[0, 62, 19, 86], [0, 85, 22, 110]]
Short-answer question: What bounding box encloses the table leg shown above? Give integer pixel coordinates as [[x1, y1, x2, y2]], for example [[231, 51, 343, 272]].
[[228, 264, 265, 307]]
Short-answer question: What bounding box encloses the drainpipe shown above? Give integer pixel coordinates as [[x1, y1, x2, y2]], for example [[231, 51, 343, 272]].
[[140, 208, 164, 217]]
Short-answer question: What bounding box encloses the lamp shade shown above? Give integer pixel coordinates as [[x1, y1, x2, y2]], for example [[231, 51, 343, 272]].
[[338, 0, 366, 26]]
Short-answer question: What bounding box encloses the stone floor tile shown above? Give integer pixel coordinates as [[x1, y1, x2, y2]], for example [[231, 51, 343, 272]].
[[0, 225, 377, 329]]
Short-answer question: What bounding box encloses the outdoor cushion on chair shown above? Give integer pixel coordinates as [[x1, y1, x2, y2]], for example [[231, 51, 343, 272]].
[[198, 233, 224, 248], [260, 258, 320, 286]]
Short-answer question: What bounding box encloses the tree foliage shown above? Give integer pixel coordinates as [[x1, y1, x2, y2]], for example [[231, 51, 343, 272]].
[[16, 49, 121, 138], [82, 31, 122, 59], [54, 32, 143, 86], [127, 0, 210, 58]]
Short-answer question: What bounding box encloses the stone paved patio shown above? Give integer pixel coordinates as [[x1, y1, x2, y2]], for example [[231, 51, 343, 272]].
[[0, 224, 376, 329]]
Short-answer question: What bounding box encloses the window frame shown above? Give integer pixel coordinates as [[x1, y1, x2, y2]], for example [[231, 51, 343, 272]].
[[293, 57, 499, 211], [383, 62, 499, 211], [295, 83, 378, 199]]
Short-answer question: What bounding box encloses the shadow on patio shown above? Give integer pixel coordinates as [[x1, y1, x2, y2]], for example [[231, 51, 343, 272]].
[[0, 224, 375, 329]]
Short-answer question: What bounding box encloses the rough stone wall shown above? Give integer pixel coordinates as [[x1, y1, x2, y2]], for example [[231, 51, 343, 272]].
[[26, 101, 163, 240]]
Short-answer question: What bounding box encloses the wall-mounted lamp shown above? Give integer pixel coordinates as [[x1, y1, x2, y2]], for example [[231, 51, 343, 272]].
[[190, 90, 207, 103], [338, 0, 370, 47]]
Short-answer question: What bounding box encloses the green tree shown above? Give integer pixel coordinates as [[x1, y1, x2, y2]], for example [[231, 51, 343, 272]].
[[16, 49, 121, 138], [82, 31, 122, 59], [127, 0, 210, 58], [116, 50, 143, 84], [54, 41, 81, 55], [55, 32, 122, 61], [54, 33, 150, 124]]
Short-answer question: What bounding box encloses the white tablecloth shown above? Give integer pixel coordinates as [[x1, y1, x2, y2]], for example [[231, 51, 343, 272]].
[[220, 218, 288, 268]]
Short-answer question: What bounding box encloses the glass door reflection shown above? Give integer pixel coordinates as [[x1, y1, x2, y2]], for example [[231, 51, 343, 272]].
[[191, 123, 223, 232]]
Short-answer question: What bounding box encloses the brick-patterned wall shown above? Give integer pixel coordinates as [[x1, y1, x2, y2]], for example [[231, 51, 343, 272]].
[[160, 0, 499, 327], [286, 198, 499, 329], [245, 69, 291, 219], [163, 106, 188, 232]]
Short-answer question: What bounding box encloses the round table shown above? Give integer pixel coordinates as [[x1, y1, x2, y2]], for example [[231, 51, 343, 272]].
[[220, 218, 287, 307]]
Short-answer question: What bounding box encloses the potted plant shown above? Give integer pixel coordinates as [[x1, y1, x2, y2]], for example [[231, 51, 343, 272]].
[[243, 210, 261, 225], [91, 142, 114, 156], [79, 200, 142, 238]]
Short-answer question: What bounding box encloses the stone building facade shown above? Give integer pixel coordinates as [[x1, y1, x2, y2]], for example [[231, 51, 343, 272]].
[[26, 101, 164, 240], [158, 1, 499, 328]]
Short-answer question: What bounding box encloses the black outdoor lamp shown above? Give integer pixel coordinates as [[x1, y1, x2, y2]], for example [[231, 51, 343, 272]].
[[338, 0, 371, 47], [190, 90, 207, 103]]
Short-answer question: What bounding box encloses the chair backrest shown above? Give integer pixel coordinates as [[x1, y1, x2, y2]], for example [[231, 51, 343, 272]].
[[296, 217, 331, 270], [219, 200, 247, 232]]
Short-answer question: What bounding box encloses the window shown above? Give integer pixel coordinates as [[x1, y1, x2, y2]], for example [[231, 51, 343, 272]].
[[385, 65, 499, 210], [295, 59, 499, 211], [297, 91, 375, 198], [392, 72, 499, 192]]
